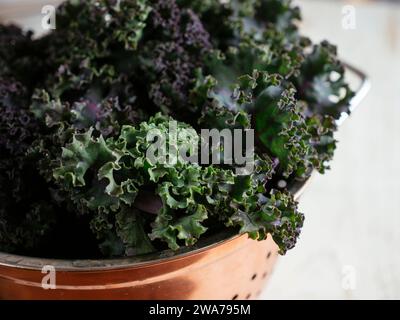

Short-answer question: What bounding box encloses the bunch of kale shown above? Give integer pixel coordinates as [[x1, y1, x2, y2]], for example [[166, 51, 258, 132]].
[[0, 0, 353, 258]]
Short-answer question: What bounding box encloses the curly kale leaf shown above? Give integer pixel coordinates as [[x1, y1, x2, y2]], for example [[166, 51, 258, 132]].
[[55, 0, 150, 50], [184, 1, 352, 175], [253, 85, 313, 178], [0, 78, 34, 155], [254, 0, 301, 37], [0, 78, 57, 253], [150, 203, 209, 250], [194, 23, 350, 178], [230, 189, 304, 254], [31, 90, 145, 138], [37, 0, 151, 98], [294, 41, 354, 119], [136, 0, 211, 116], [115, 208, 155, 256], [53, 113, 302, 254], [53, 114, 206, 252], [0, 25, 30, 76], [0, 24, 44, 90], [193, 45, 316, 178], [178, 0, 303, 49], [304, 112, 337, 174], [92, 207, 155, 257], [32, 0, 211, 122]]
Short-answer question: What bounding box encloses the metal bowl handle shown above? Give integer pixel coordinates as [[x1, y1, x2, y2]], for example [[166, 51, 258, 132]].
[[337, 63, 371, 126]]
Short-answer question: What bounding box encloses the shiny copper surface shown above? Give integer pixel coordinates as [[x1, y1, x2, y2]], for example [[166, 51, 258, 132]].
[[0, 234, 278, 300]]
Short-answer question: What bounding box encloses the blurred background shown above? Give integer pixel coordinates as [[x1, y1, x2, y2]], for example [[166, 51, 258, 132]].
[[262, 0, 400, 300], [0, 0, 399, 299]]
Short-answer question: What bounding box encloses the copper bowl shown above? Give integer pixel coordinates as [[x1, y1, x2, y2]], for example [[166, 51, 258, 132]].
[[0, 64, 369, 300], [0, 232, 279, 300], [0, 179, 311, 300]]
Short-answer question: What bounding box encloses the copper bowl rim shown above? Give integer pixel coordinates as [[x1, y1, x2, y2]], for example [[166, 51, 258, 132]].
[[0, 176, 312, 272]]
